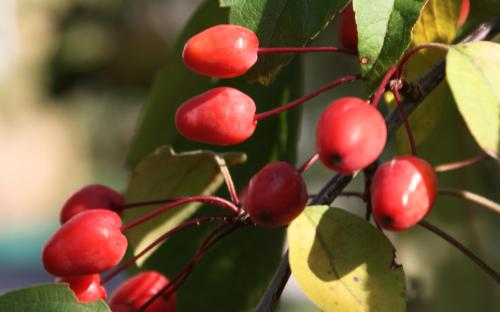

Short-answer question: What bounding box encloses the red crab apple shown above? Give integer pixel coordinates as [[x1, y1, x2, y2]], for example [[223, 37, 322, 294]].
[[56, 274, 107, 303], [43, 209, 127, 276], [338, 3, 358, 51], [175, 87, 257, 145], [316, 97, 387, 174], [245, 162, 308, 227], [109, 271, 175, 312], [60, 184, 123, 224], [183, 24, 259, 78], [371, 156, 437, 231], [458, 0, 470, 27]]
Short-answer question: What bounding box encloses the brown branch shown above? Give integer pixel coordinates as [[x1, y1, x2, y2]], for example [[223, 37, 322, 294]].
[[255, 14, 500, 312]]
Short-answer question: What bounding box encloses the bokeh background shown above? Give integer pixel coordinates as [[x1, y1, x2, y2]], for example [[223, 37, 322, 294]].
[[0, 0, 498, 311]]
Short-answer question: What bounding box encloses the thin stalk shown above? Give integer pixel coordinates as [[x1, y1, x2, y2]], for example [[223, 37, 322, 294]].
[[434, 154, 488, 172], [214, 155, 240, 206], [298, 153, 319, 174], [391, 83, 417, 155], [371, 66, 398, 107], [254, 75, 360, 121], [121, 196, 238, 232], [120, 198, 177, 210], [257, 47, 358, 56], [419, 220, 500, 284], [438, 188, 500, 214], [397, 43, 450, 79]]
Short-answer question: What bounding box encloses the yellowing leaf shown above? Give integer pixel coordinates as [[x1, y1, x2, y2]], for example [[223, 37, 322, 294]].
[[288, 206, 405, 312]]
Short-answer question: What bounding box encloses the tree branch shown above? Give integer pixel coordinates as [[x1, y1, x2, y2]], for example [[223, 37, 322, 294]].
[[255, 14, 500, 312]]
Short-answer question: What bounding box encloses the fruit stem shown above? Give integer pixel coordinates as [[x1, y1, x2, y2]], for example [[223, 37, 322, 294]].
[[119, 198, 177, 210], [434, 154, 489, 172], [371, 66, 398, 107], [101, 215, 229, 285], [120, 196, 239, 232], [391, 82, 417, 156], [258, 46, 358, 56], [418, 220, 500, 284], [254, 74, 361, 121], [397, 43, 450, 79], [298, 153, 319, 174], [438, 188, 500, 214], [214, 155, 240, 207]]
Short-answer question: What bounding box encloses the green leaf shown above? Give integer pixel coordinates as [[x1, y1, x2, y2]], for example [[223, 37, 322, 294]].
[[289, 206, 406, 312], [126, 0, 227, 168], [220, 0, 350, 85], [123, 146, 246, 265], [446, 42, 500, 158], [354, 0, 426, 92], [0, 284, 110, 312]]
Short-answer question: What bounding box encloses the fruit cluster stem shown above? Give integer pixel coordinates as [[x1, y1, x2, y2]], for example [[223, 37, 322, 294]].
[[257, 46, 358, 56], [391, 83, 417, 155], [438, 188, 500, 214], [434, 154, 488, 172]]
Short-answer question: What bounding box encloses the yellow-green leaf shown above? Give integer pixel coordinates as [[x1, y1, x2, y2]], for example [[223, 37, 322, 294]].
[[446, 42, 500, 158], [123, 146, 246, 265], [288, 206, 406, 312]]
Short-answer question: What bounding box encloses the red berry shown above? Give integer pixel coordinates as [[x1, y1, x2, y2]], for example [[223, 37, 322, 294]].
[[109, 271, 175, 312], [175, 87, 257, 145], [245, 162, 308, 227], [43, 209, 127, 276], [55, 274, 107, 303], [338, 3, 358, 51], [371, 156, 437, 231], [60, 184, 124, 224], [316, 97, 387, 174], [183, 24, 259, 78], [457, 0, 470, 27]]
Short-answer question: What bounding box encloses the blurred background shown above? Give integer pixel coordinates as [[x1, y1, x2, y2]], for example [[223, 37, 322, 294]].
[[0, 0, 498, 311]]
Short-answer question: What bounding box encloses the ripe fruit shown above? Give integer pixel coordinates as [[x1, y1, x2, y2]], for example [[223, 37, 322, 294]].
[[109, 271, 175, 312], [338, 3, 358, 51], [175, 87, 257, 145], [56, 274, 106, 303], [60, 184, 124, 224], [183, 24, 259, 78], [43, 209, 127, 276], [370, 156, 437, 231], [316, 97, 387, 174], [457, 0, 470, 27], [245, 162, 308, 227]]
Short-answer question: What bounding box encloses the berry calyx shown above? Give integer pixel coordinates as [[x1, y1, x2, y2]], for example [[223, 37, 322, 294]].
[[43, 209, 127, 276], [370, 156, 437, 231], [457, 0, 470, 27], [55, 274, 106, 303], [245, 162, 308, 227], [60, 184, 124, 224], [338, 3, 358, 51], [183, 24, 259, 78], [175, 87, 257, 145], [109, 271, 175, 312], [316, 97, 387, 174]]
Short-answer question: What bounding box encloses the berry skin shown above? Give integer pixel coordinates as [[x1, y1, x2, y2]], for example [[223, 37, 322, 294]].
[[457, 0, 470, 27], [245, 162, 308, 227], [183, 24, 259, 78], [370, 156, 437, 231], [109, 271, 175, 312], [316, 97, 387, 174], [55, 274, 107, 303], [338, 3, 358, 51], [43, 209, 127, 276], [60, 184, 124, 224], [175, 87, 257, 145]]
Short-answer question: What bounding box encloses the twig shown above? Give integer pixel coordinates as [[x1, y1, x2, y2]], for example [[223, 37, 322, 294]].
[[438, 188, 500, 214]]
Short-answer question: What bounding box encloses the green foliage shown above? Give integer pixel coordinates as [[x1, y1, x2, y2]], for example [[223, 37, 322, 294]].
[[0, 284, 110, 312], [288, 206, 406, 312]]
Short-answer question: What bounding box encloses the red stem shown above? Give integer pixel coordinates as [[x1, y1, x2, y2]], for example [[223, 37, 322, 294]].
[[119, 198, 177, 210], [258, 46, 358, 56], [391, 83, 417, 155], [254, 74, 361, 121], [101, 215, 229, 285], [434, 154, 489, 172], [397, 43, 450, 79], [371, 66, 398, 107], [298, 153, 319, 174], [120, 196, 238, 232]]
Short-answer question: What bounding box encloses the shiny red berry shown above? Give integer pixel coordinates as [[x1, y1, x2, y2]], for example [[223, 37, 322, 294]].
[[109, 271, 175, 312], [43, 209, 127, 276], [175, 87, 257, 145], [338, 3, 358, 51], [316, 97, 387, 174], [371, 156, 437, 231], [245, 162, 308, 227], [457, 0, 470, 27], [55, 274, 107, 303], [60, 184, 124, 224], [183, 24, 259, 78]]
